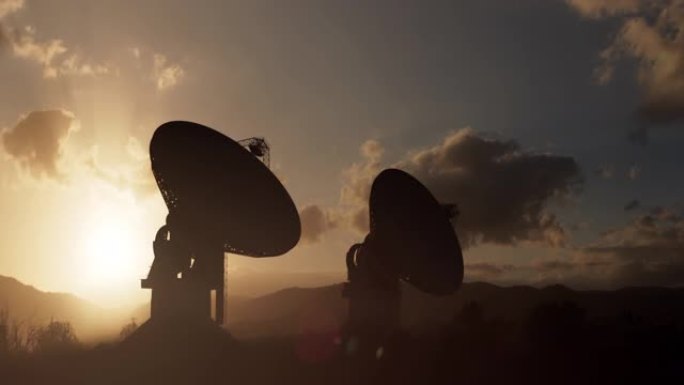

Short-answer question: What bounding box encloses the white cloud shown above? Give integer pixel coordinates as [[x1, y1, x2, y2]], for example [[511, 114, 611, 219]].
[[7, 25, 111, 79], [152, 53, 185, 91], [0, 0, 23, 19]]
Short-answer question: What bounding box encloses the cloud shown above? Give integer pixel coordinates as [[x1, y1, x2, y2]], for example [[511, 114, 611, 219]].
[[0, 0, 22, 49], [533, 259, 576, 272], [466, 262, 515, 280], [568, 0, 684, 124], [306, 129, 582, 249], [0, 0, 23, 19], [532, 207, 684, 288], [566, 0, 639, 18], [2, 111, 155, 197], [6, 26, 111, 79], [83, 137, 157, 198], [1, 6, 184, 92], [0, 26, 8, 50], [338, 139, 384, 233], [299, 205, 338, 244], [298, 139, 382, 242], [594, 164, 614, 179], [398, 128, 582, 248], [1, 109, 76, 179], [582, 208, 684, 286], [624, 199, 640, 211], [627, 164, 641, 180], [152, 54, 184, 91]]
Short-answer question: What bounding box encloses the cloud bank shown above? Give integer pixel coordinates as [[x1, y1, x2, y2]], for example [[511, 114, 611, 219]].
[[528, 206, 684, 288], [399, 128, 582, 248], [308, 128, 583, 249]]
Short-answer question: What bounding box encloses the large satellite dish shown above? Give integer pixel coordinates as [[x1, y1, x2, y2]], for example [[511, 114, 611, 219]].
[[142, 121, 300, 325], [150, 121, 300, 256], [369, 168, 463, 295]]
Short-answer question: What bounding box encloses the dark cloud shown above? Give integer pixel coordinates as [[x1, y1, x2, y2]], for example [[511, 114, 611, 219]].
[[466, 262, 515, 279], [568, 0, 684, 125], [594, 164, 614, 179], [626, 164, 641, 180], [649, 206, 681, 222], [581, 209, 684, 287], [299, 205, 338, 244], [398, 128, 583, 248], [627, 126, 649, 146], [624, 199, 640, 211], [306, 129, 582, 248], [533, 259, 576, 273], [2, 109, 75, 179]]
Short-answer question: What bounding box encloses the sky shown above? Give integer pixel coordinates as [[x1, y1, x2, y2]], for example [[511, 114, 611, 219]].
[[1, 0, 684, 308]]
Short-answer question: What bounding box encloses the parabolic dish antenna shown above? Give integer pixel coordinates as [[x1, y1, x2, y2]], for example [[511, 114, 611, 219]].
[[142, 121, 300, 326], [342, 168, 464, 361], [150, 121, 301, 256], [369, 168, 463, 295]]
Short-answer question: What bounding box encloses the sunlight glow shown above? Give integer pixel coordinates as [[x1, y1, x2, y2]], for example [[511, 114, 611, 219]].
[[82, 215, 134, 285], [73, 184, 160, 307]]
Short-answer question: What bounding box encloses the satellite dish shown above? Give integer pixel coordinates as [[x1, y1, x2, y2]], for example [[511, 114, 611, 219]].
[[342, 168, 463, 359], [142, 121, 300, 325], [369, 168, 463, 295], [150, 121, 300, 256]]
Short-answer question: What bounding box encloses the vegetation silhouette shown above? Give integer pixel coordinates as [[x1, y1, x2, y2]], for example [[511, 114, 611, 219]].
[[1, 289, 683, 384]]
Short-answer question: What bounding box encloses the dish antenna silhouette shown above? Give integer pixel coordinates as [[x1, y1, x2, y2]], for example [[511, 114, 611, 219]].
[[141, 121, 300, 325], [343, 168, 463, 355]]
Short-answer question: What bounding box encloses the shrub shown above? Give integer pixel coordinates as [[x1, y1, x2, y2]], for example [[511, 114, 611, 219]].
[[119, 318, 139, 340], [27, 319, 79, 354]]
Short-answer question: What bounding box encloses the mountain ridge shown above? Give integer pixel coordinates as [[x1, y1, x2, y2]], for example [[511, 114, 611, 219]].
[[3, 274, 684, 340]]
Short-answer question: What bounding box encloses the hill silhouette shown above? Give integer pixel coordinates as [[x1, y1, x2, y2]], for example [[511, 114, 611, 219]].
[[2, 276, 684, 384], [226, 281, 684, 337], [3, 275, 684, 341], [0, 275, 127, 341]]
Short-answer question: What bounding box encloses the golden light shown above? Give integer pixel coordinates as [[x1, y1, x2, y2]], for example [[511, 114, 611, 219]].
[[82, 215, 134, 285], [73, 185, 159, 307]]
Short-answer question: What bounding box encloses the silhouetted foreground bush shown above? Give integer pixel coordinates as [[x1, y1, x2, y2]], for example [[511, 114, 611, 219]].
[[1, 310, 80, 356], [0, 300, 683, 385], [118, 318, 138, 341]]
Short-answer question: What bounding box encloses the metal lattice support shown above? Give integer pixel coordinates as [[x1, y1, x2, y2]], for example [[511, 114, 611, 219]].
[[238, 137, 270, 168]]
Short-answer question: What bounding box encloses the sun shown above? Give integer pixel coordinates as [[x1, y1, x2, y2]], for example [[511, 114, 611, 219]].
[[76, 195, 151, 294], [82, 217, 133, 284]]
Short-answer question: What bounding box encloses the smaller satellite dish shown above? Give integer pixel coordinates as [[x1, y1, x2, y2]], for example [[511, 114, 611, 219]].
[[342, 168, 463, 362], [368, 168, 463, 295]]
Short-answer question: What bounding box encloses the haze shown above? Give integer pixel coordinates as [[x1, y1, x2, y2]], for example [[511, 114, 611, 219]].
[[1, 0, 684, 311]]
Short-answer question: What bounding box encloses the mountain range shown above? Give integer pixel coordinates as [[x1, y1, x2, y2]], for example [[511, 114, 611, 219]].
[[2, 274, 684, 341]]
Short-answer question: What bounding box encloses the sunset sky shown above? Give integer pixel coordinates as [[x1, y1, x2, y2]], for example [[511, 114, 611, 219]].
[[1, 0, 684, 308]]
